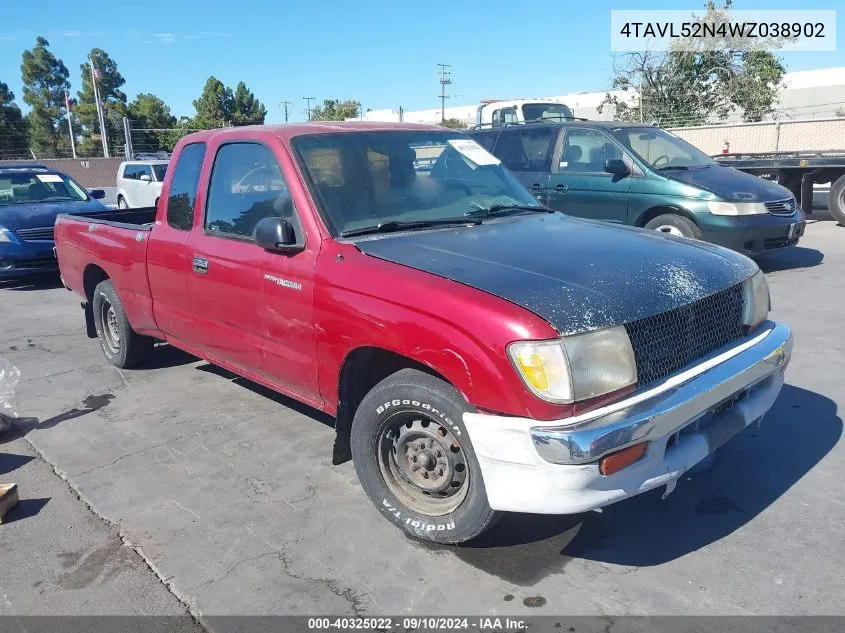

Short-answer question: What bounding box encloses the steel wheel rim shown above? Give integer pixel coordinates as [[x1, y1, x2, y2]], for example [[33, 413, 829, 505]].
[[378, 412, 469, 516], [654, 224, 684, 237], [101, 300, 120, 353]]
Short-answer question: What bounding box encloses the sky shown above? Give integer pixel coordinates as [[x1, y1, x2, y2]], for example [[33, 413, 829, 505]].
[[1, 0, 843, 123]]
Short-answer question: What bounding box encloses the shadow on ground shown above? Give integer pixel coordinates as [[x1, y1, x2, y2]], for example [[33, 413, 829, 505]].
[[0, 273, 63, 292], [757, 247, 824, 273], [196, 363, 335, 429], [425, 384, 840, 586]]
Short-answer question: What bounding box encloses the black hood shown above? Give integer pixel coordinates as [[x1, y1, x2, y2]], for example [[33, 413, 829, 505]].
[[353, 214, 757, 335], [665, 165, 793, 202]]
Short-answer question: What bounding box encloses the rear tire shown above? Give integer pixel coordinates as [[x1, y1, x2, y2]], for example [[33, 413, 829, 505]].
[[350, 368, 500, 544], [829, 174, 845, 226], [92, 280, 153, 368], [117, 196, 128, 209], [644, 213, 702, 240]]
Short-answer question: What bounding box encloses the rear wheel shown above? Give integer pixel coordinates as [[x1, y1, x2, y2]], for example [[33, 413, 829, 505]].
[[644, 213, 702, 240], [350, 368, 500, 544], [117, 196, 128, 209], [829, 173, 845, 226], [92, 280, 153, 368]]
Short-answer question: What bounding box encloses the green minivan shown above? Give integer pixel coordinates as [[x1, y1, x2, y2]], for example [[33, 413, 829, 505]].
[[467, 121, 806, 258]]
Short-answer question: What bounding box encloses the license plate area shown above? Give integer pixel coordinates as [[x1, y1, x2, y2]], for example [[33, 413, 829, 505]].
[[665, 386, 752, 451]]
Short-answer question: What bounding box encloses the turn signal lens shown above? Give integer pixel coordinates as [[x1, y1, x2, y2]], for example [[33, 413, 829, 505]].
[[517, 352, 549, 390], [508, 340, 572, 404], [599, 443, 648, 476]]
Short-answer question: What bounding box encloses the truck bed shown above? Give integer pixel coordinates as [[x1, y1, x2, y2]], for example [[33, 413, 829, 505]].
[[62, 207, 157, 229]]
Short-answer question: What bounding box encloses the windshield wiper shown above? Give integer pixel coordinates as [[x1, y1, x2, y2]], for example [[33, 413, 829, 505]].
[[464, 204, 554, 218], [341, 218, 481, 238], [656, 165, 694, 171]]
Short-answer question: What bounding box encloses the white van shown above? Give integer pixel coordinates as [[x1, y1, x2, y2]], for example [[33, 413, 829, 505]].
[[116, 160, 169, 209]]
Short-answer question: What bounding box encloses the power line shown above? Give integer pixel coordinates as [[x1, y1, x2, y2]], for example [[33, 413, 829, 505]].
[[437, 63, 452, 123], [302, 96, 315, 121]]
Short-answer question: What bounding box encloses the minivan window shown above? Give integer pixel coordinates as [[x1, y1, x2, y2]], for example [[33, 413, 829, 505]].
[[166, 143, 206, 231], [561, 129, 622, 173], [494, 127, 557, 172], [612, 127, 716, 170], [152, 164, 167, 182]]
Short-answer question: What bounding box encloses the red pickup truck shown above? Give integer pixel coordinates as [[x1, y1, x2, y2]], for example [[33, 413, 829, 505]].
[[56, 122, 793, 544]]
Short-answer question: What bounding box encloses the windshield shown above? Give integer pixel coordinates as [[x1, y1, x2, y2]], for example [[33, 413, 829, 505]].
[[522, 103, 574, 122], [0, 171, 89, 206], [612, 127, 716, 169], [152, 164, 168, 182], [291, 130, 543, 236]]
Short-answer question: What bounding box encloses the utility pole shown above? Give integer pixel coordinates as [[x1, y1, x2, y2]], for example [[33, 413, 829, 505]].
[[279, 100, 293, 122], [89, 56, 109, 158], [303, 96, 315, 121], [437, 63, 452, 123]]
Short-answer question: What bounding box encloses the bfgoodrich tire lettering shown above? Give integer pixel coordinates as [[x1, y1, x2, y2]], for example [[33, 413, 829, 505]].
[[351, 368, 500, 544], [91, 279, 153, 368]]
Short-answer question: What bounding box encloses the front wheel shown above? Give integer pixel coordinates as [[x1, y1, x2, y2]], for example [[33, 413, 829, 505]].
[[351, 368, 500, 544], [644, 213, 702, 240], [92, 280, 153, 368], [829, 173, 845, 226], [117, 196, 128, 209]]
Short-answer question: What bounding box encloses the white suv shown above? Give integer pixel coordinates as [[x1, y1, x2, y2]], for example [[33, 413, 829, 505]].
[[116, 160, 169, 209]]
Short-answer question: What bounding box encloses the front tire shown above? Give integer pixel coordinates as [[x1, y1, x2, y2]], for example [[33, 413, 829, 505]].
[[351, 368, 500, 544], [117, 196, 128, 209], [92, 280, 153, 368], [644, 213, 702, 240]]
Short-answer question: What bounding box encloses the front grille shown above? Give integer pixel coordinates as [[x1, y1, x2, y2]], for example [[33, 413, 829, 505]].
[[15, 226, 55, 241], [624, 284, 745, 389], [764, 198, 796, 216]]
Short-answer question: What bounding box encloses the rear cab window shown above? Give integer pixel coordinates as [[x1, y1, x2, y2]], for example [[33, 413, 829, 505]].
[[166, 143, 207, 230]]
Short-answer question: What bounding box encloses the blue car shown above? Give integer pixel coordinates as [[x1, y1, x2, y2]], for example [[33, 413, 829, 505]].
[[0, 164, 110, 278]]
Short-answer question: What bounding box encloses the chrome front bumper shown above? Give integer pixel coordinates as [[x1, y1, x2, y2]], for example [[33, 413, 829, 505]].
[[462, 321, 793, 514], [531, 321, 792, 465]]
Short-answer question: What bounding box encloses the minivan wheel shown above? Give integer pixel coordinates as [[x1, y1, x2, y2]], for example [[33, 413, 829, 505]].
[[645, 213, 702, 240], [92, 280, 154, 368], [350, 368, 501, 544], [117, 196, 128, 209]]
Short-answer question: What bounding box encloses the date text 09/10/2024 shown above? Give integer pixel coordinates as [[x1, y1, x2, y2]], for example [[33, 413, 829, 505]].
[[307, 617, 528, 630]]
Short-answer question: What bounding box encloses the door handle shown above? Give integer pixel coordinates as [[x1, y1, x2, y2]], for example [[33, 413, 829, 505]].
[[555, 184, 568, 193], [192, 257, 208, 274], [528, 183, 544, 192]]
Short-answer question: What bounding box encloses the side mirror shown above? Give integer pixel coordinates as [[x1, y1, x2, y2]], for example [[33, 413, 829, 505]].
[[89, 189, 106, 199], [604, 159, 630, 176], [255, 217, 303, 253], [140, 174, 152, 182]]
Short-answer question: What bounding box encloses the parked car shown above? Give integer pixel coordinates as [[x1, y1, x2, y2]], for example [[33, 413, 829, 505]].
[[55, 123, 792, 544], [116, 160, 169, 209], [0, 164, 109, 278], [467, 121, 806, 258]]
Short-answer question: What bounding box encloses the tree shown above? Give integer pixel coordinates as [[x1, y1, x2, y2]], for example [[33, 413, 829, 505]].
[[127, 93, 177, 154], [231, 82, 266, 125], [309, 99, 361, 121], [192, 76, 234, 128], [440, 118, 467, 129], [0, 82, 28, 158], [599, 0, 786, 126], [76, 48, 128, 156], [20, 37, 71, 157]]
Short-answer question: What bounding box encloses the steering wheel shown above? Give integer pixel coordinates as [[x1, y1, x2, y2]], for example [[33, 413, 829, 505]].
[[652, 155, 671, 168]]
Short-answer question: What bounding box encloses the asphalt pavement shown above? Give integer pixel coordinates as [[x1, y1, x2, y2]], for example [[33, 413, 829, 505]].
[[0, 212, 843, 626]]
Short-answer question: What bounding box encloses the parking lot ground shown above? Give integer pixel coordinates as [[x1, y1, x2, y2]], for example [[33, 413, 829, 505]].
[[0, 428, 202, 629], [0, 215, 843, 625]]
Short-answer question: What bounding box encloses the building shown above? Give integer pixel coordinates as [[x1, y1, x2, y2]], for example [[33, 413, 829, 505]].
[[354, 67, 845, 127]]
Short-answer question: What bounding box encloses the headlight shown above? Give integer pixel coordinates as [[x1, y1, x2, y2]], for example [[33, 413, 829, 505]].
[[508, 325, 638, 404], [0, 227, 12, 243], [742, 269, 770, 330], [707, 201, 767, 216]]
